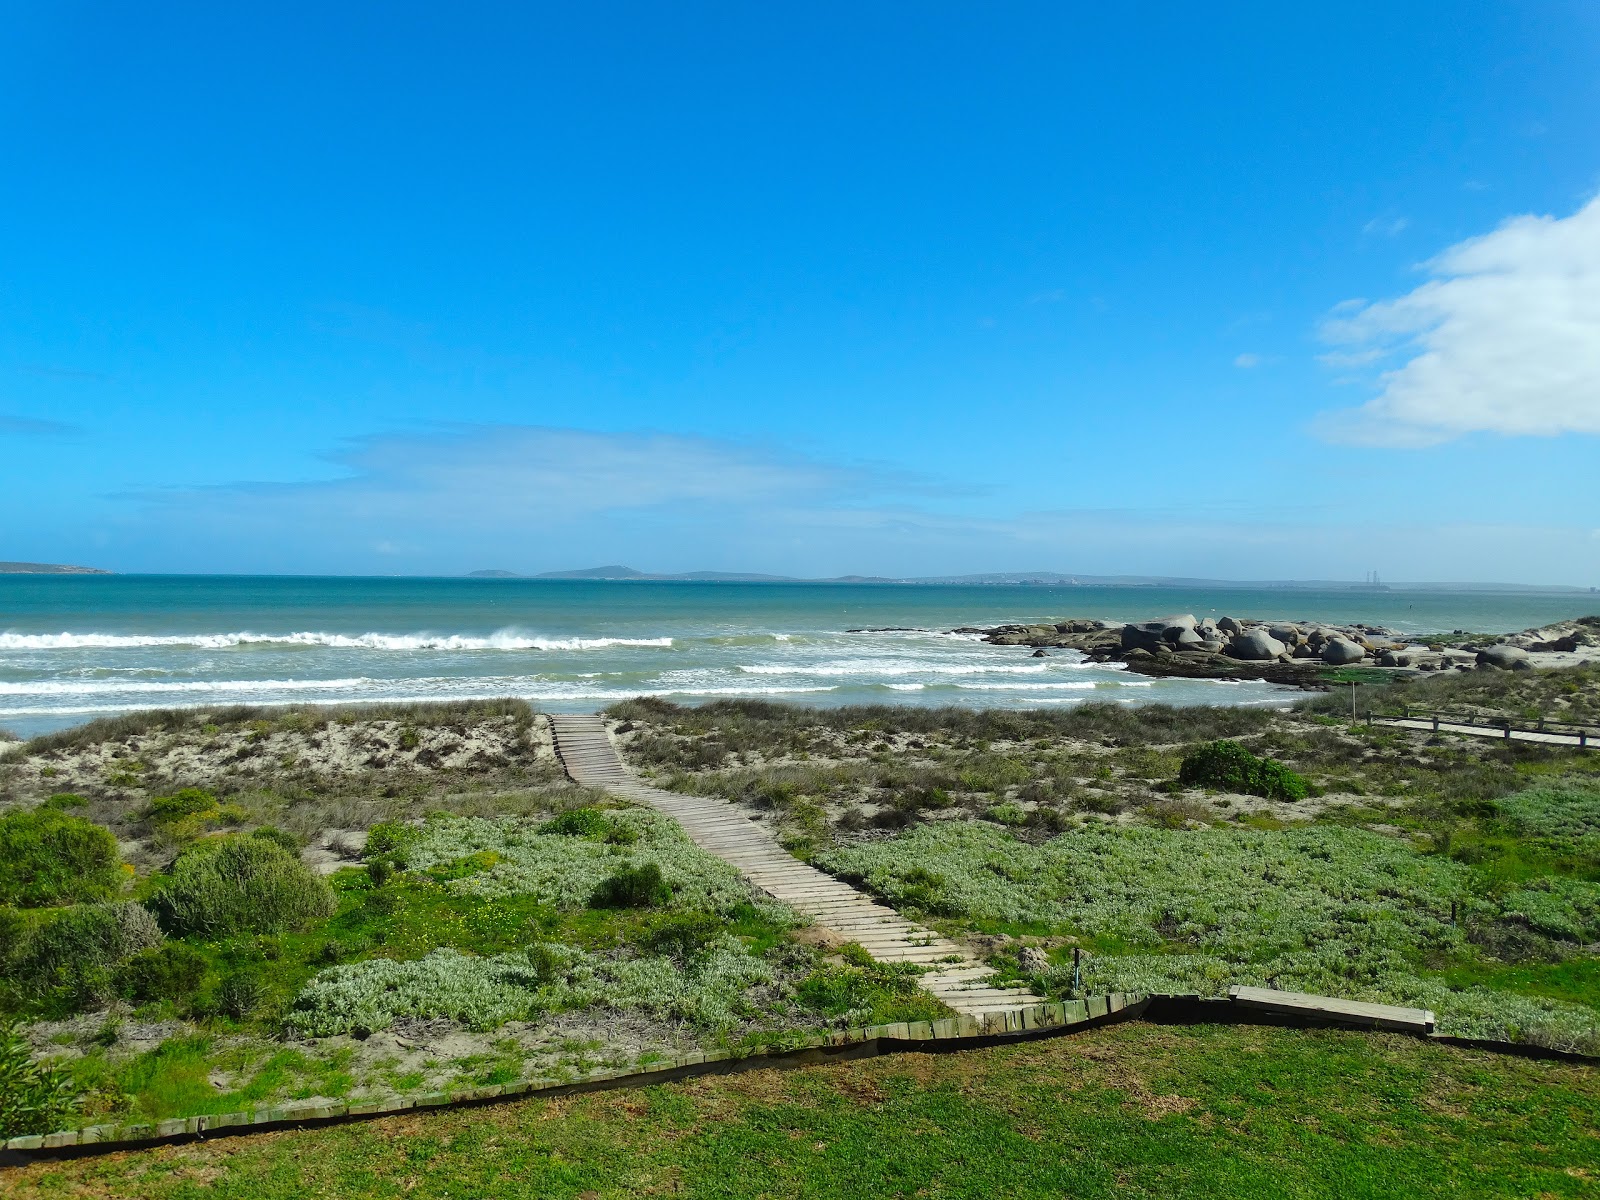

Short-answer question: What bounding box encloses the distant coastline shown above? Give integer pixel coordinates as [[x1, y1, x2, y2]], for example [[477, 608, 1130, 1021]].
[[467, 565, 1597, 595], [0, 561, 109, 575]]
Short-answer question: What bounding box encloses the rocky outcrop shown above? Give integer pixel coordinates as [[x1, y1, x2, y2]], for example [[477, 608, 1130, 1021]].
[[958, 612, 1600, 688]]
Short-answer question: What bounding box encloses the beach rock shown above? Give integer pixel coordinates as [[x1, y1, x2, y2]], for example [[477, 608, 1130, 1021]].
[[1197, 639, 1225, 654], [1218, 616, 1243, 635], [1031, 648, 1050, 657], [1225, 629, 1286, 661], [1170, 628, 1205, 650], [1477, 645, 1531, 670], [1378, 651, 1412, 667], [1154, 614, 1198, 634], [1268, 624, 1302, 644], [1319, 639, 1365, 665], [1292, 643, 1317, 659], [1531, 634, 1583, 652]]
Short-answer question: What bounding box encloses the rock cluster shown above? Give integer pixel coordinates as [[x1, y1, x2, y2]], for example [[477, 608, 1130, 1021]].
[[966, 613, 1600, 686]]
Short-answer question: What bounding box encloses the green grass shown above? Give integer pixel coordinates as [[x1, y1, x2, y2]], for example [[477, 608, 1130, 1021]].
[[10, 1023, 1599, 1198], [65, 1037, 361, 1124]]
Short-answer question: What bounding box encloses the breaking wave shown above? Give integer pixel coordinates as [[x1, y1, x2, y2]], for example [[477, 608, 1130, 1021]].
[[0, 631, 674, 652]]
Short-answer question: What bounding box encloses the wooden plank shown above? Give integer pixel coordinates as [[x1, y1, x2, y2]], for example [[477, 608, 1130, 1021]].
[[1228, 986, 1434, 1033]]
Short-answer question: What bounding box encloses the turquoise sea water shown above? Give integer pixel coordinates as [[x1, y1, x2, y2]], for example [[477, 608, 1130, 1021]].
[[1, 576, 1594, 737]]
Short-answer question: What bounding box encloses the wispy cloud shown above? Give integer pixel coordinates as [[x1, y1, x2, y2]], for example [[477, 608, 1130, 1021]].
[[1233, 353, 1261, 369], [137, 424, 884, 526], [1315, 194, 1600, 446], [1362, 216, 1410, 238], [0, 413, 80, 436]]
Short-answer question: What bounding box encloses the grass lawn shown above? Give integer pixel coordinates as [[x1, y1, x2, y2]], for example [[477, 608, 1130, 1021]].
[[9, 1022, 1598, 1199]]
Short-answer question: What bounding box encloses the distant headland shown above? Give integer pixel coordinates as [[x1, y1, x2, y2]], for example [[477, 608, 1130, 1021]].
[[467, 566, 1596, 593], [0, 561, 110, 575]]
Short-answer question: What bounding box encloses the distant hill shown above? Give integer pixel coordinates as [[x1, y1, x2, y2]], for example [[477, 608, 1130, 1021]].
[[535, 565, 797, 582], [0, 561, 110, 574], [907, 572, 1596, 593], [530, 565, 896, 583], [466, 569, 522, 578]]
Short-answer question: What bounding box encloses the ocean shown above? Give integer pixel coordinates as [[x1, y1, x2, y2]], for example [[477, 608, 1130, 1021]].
[[1, 575, 1593, 737]]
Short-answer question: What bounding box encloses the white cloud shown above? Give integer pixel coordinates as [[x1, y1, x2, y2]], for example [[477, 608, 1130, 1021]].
[[1233, 353, 1261, 369], [1362, 216, 1410, 237], [1316, 194, 1600, 445]]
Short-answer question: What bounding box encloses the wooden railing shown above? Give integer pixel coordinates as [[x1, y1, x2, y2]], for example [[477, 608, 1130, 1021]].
[[1389, 706, 1596, 747]]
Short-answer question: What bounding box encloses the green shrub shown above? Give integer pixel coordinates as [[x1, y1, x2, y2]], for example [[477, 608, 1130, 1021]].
[[0, 1020, 77, 1138], [362, 821, 419, 874], [0, 808, 122, 907], [41, 794, 87, 811], [148, 837, 336, 939], [1178, 740, 1308, 802], [217, 970, 264, 1020], [590, 863, 671, 909], [4, 903, 164, 1011], [643, 913, 720, 960], [145, 788, 219, 823], [0, 906, 23, 963], [120, 943, 208, 1004], [539, 808, 611, 838], [250, 826, 301, 855]]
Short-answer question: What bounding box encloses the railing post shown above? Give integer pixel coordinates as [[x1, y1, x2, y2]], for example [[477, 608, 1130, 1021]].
[[1431, 715, 1439, 732]]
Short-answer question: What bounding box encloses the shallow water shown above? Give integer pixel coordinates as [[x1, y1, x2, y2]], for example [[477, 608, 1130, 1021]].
[[1, 576, 1593, 737]]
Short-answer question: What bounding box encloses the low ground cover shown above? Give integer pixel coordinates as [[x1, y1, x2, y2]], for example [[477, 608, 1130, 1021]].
[[817, 819, 1600, 1047], [8, 1023, 1598, 1199], [611, 676, 1600, 1052]]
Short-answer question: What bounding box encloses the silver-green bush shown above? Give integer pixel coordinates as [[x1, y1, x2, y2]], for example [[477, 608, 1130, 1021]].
[[284, 935, 774, 1038], [400, 811, 774, 916]]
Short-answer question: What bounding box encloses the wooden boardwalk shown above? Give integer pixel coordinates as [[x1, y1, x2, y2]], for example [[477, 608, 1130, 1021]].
[[549, 714, 1047, 1019]]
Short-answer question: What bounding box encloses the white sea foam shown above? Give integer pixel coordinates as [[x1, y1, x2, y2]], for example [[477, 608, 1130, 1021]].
[[955, 681, 1097, 691], [737, 661, 1051, 677], [0, 678, 376, 696], [0, 631, 673, 652], [0, 680, 839, 716]]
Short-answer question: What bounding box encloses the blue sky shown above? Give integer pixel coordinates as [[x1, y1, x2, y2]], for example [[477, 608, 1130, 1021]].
[[3, 2, 1599, 583]]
